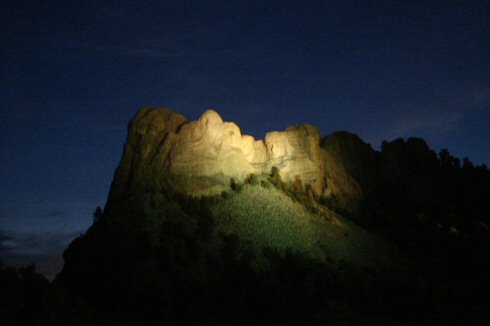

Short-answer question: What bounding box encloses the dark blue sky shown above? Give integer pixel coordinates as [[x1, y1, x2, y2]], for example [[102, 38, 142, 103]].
[[1, 1, 489, 278]]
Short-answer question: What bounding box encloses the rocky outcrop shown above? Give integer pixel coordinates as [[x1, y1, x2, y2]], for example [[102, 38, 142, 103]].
[[107, 108, 363, 214], [321, 131, 378, 190]]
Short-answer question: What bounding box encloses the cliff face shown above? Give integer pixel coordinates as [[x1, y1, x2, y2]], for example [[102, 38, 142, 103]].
[[55, 107, 490, 326], [107, 108, 363, 214]]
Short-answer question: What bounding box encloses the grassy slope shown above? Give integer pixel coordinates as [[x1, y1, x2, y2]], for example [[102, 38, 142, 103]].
[[212, 184, 403, 270]]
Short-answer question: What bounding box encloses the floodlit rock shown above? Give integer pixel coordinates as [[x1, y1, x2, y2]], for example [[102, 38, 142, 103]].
[[107, 107, 363, 214]]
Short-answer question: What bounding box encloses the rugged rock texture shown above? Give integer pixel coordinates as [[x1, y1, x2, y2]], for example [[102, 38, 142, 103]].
[[321, 131, 379, 211], [107, 108, 362, 214], [54, 107, 490, 326]]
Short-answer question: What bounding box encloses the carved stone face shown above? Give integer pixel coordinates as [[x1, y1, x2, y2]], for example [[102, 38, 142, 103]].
[[108, 108, 362, 215]]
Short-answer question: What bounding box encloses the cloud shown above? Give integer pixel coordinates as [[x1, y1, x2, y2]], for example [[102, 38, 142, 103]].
[[390, 109, 462, 138], [92, 44, 191, 60], [0, 206, 74, 220], [0, 228, 82, 279], [361, 84, 489, 147], [362, 107, 463, 149], [88, 30, 268, 61], [1, 253, 63, 281], [46, 210, 68, 219], [0, 229, 13, 254], [466, 85, 490, 107], [4, 231, 81, 256]]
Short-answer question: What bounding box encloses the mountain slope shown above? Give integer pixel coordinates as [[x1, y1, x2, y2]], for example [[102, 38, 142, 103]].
[[213, 184, 401, 269], [52, 108, 490, 325]]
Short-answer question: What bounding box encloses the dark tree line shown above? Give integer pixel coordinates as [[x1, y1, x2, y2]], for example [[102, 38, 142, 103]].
[[322, 133, 490, 324]]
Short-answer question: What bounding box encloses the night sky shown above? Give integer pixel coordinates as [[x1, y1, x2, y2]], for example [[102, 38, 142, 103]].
[[1, 1, 489, 279]]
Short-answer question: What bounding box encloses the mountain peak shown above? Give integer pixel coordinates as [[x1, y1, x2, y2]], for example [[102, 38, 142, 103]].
[[106, 108, 362, 214], [198, 109, 224, 125]]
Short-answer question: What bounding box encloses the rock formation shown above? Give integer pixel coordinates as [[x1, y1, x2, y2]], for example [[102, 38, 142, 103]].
[[107, 108, 362, 214]]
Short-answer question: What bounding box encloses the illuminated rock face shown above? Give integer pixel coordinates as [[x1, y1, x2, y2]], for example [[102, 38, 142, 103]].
[[108, 108, 362, 214]]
